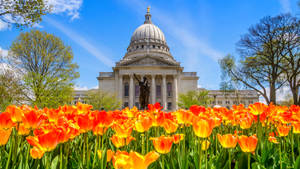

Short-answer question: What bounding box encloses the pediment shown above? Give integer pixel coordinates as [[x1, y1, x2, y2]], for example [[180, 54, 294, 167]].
[[118, 56, 178, 67]]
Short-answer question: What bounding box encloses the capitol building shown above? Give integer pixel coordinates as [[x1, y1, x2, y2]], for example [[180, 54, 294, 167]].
[[75, 8, 259, 110]]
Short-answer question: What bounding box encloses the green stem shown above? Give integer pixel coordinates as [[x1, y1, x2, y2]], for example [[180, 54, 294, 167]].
[[205, 140, 208, 169], [92, 135, 98, 169], [161, 154, 164, 168], [142, 133, 145, 155], [86, 133, 90, 169], [25, 143, 30, 168], [228, 149, 231, 169], [279, 138, 282, 169], [199, 137, 202, 169], [5, 129, 14, 169], [291, 132, 295, 163], [60, 144, 63, 169], [248, 153, 250, 169]]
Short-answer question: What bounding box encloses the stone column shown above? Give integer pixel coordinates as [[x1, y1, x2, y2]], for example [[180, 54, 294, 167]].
[[119, 75, 123, 100], [129, 74, 134, 108], [173, 75, 178, 110], [151, 74, 156, 104], [162, 74, 167, 110]]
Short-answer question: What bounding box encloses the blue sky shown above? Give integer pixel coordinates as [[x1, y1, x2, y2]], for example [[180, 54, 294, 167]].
[[0, 0, 299, 91]]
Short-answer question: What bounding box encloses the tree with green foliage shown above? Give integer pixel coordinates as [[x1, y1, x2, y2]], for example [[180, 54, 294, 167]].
[[84, 89, 121, 111], [178, 90, 211, 109], [220, 14, 299, 105], [8, 30, 79, 108], [0, 0, 48, 29]]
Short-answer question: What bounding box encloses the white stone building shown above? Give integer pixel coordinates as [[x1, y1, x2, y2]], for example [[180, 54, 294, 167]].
[[97, 7, 198, 110], [75, 7, 259, 110]]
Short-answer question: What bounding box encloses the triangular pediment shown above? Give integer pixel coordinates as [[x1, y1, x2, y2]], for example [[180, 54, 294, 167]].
[[117, 56, 179, 67]]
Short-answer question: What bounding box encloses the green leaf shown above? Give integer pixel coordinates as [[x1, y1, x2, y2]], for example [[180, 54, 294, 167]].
[[51, 155, 59, 169], [237, 153, 248, 169], [294, 155, 300, 169], [251, 162, 266, 169]]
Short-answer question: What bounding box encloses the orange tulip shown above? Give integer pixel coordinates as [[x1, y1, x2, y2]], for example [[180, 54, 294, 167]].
[[175, 110, 194, 125], [6, 105, 23, 123], [107, 149, 115, 162], [26, 129, 60, 152], [238, 135, 258, 152], [292, 122, 300, 134], [76, 113, 93, 133], [0, 112, 15, 130], [22, 110, 43, 130], [217, 134, 238, 148], [239, 117, 253, 129], [150, 135, 174, 154], [128, 151, 160, 169], [76, 102, 93, 114], [173, 134, 184, 144], [201, 140, 210, 151], [277, 125, 291, 137], [162, 119, 178, 134], [112, 120, 134, 138], [110, 135, 135, 148], [112, 151, 160, 169], [0, 128, 12, 145], [249, 102, 267, 115], [268, 136, 279, 144], [17, 123, 30, 135], [192, 117, 214, 138], [30, 147, 44, 159], [134, 114, 153, 132]]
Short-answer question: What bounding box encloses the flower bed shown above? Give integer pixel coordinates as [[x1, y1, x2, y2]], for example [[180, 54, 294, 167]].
[[0, 102, 299, 169]]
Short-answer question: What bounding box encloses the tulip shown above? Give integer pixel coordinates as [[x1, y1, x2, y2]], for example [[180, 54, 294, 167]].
[[112, 120, 134, 138], [238, 135, 258, 153], [249, 102, 267, 116], [30, 147, 44, 159], [201, 140, 210, 151], [0, 112, 15, 130], [217, 134, 238, 148], [192, 117, 214, 138], [5, 105, 23, 123], [277, 125, 291, 137], [110, 135, 135, 148], [26, 129, 60, 152], [150, 135, 174, 154], [22, 110, 43, 130], [0, 128, 12, 145], [292, 122, 300, 134], [173, 134, 184, 144]]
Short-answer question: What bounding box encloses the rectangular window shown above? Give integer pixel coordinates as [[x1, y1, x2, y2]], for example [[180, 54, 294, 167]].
[[124, 102, 129, 108], [124, 83, 129, 97], [135, 102, 139, 109], [167, 102, 172, 110], [156, 85, 161, 98], [167, 83, 172, 97], [135, 85, 140, 97], [225, 101, 230, 104]]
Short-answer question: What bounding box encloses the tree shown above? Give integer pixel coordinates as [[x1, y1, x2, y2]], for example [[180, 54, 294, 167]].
[[178, 90, 211, 109], [276, 16, 300, 105], [220, 14, 299, 105], [0, 0, 48, 29], [84, 89, 121, 111], [8, 30, 79, 108]]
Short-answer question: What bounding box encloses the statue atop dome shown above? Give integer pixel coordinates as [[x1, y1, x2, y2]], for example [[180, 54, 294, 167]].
[[144, 6, 152, 24]]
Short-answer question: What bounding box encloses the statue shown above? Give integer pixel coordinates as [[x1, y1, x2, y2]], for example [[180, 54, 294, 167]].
[[134, 74, 150, 110]]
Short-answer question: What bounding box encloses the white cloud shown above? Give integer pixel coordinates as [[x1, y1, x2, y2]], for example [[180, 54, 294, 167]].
[[46, 0, 83, 20], [259, 86, 292, 103], [119, 0, 223, 70], [0, 19, 9, 31], [45, 17, 114, 67], [279, 0, 291, 13], [74, 85, 98, 90], [0, 47, 8, 58]]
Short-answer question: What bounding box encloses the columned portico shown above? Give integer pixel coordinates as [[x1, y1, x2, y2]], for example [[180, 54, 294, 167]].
[[98, 8, 199, 110]]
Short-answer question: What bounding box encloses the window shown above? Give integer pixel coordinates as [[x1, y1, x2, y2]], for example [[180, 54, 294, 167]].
[[249, 100, 253, 104], [141, 45, 144, 48], [167, 102, 172, 110], [158, 46, 161, 49], [156, 85, 161, 98], [135, 85, 140, 97], [124, 102, 129, 108], [136, 46, 139, 49], [167, 82, 172, 97], [124, 83, 129, 97], [225, 100, 230, 104], [152, 45, 155, 48], [135, 102, 139, 109]]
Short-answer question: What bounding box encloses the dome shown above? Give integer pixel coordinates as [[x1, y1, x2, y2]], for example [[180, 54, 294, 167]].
[[130, 23, 166, 43]]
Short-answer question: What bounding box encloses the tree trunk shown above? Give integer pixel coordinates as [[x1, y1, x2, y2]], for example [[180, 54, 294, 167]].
[[291, 86, 299, 105], [269, 83, 276, 105]]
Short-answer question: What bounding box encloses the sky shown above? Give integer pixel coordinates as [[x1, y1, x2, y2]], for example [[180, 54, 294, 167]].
[[0, 0, 299, 95]]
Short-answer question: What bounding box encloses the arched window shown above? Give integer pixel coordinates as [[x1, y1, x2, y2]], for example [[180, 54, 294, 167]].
[[167, 82, 172, 97], [124, 82, 129, 97], [152, 45, 155, 48]]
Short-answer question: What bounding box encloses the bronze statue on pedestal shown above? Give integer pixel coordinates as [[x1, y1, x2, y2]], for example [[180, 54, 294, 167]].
[[134, 74, 150, 110]]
